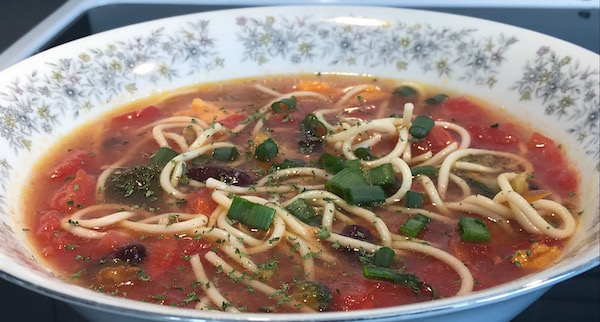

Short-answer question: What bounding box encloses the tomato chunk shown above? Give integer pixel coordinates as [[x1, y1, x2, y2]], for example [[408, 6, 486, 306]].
[[466, 123, 519, 150], [112, 106, 161, 127], [217, 113, 247, 130], [436, 96, 486, 122], [50, 169, 96, 213], [412, 125, 455, 155], [50, 149, 94, 180], [186, 188, 218, 215]]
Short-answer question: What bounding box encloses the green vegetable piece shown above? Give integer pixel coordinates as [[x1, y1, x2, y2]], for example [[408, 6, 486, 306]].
[[212, 147, 239, 162], [303, 113, 328, 137], [458, 216, 490, 242], [465, 178, 496, 198], [153, 147, 178, 164], [354, 147, 375, 160], [325, 168, 369, 201], [410, 165, 438, 176], [392, 86, 417, 97], [404, 190, 424, 208], [285, 198, 318, 225], [399, 213, 431, 237], [362, 266, 421, 292], [191, 154, 211, 166], [255, 138, 278, 162], [271, 96, 297, 113], [290, 281, 332, 312], [105, 163, 163, 205], [364, 163, 396, 189], [373, 247, 395, 268], [409, 116, 435, 139], [425, 93, 448, 104], [347, 185, 386, 205], [319, 153, 344, 174], [342, 159, 361, 172], [227, 196, 275, 231]]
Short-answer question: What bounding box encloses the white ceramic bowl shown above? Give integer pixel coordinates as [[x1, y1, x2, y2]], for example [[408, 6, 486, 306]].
[[0, 6, 598, 322]]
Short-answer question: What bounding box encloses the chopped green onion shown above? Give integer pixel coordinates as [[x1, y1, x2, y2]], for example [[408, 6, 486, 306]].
[[191, 154, 211, 166], [270, 96, 297, 113], [362, 266, 420, 292], [153, 147, 178, 164], [373, 247, 395, 268], [410, 165, 438, 176], [458, 217, 490, 242], [465, 178, 496, 198], [399, 214, 430, 237], [425, 93, 448, 104], [409, 116, 435, 139], [270, 158, 308, 171], [212, 147, 239, 162], [404, 191, 423, 208], [392, 86, 418, 97], [227, 196, 275, 231], [319, 153, 344, 174], [325, 168, 369, 202], [255, 138, 278, 162], [285, 198, 319, 226], [354, 147, 375, 160], [302, 113, 328, 137], [342, 159, 361, 172], [364, 163, 396, 189], [347, 185, 385, 205]]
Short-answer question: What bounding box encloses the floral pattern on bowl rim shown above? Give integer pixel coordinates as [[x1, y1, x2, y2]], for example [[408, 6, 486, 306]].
[[0, 6, 598, 322]]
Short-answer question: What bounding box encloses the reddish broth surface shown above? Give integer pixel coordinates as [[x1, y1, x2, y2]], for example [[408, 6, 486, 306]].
[[23, 75, 580, 312]]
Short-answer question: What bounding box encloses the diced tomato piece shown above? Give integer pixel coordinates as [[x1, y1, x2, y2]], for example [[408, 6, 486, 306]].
[[144, 237, 178, 278], [217, 113, 247, 130], [186, 188, 218, 215], [50, 169, 96, 214], [36, 211, 63, 243], [526, 132, 578, 197], [111, 106, 161, 127], [466, 123, 520, 150], [49, 149, 94, 180], [96, 230, 135, 255], [436, 96, 486, 122], [412, 125, 455, 155], [332, 279, 419, 311]]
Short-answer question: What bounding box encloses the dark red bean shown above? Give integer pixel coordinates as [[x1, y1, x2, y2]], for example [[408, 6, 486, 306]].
[[102, 243, 146, 265], [187, 165, 255, 187]]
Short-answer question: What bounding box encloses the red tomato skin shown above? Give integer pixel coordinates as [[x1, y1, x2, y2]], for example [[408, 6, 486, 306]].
[[186, 188, 218, 215], [50, 169, 96, 214], [466, 124, 520, 150], [49, 149, 94, 180], [411, 125, 455, 155], [111, 106, 161, 127], [217, 113, 247, 130]]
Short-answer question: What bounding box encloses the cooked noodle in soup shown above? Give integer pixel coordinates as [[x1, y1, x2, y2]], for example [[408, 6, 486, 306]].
[[24, 74, 580, 312]]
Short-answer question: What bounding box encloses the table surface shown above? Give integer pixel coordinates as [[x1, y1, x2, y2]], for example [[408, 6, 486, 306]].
[[0, 1, 598, 321]]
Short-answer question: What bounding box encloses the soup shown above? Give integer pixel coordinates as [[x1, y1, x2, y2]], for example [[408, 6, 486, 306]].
[[23, 74, 580, 313]]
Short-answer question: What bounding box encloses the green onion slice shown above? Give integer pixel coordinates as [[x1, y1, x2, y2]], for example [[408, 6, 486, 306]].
[[343, 159, 361, 172], [458, 216, 490, 242], [285, 198, 319, 225], [425, 93, 448, 104], [355, 147, 375, 160], [347, 185, 385, 206], [364, 163, 396, 189], [270, 96, 297, 113], [303, 113, 328, 137], [362, 266, 421, 292], [392, 86, 418, 97], [153, 147, 178, 164], [319, 153, 344, 174], [399, 214, 430, 237], [373, 247, 395, 268], [255, 138, 279, 162], [227, 196, 275, 231], [270, 158, 308, 171], [212, 147, 239, 162], [410, 165, 438, 176], [404, 190, 424, 208], [325, 168, 369, 202], [409, 116, 435, 139]]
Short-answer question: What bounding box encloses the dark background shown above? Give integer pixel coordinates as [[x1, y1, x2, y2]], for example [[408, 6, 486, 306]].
[[0, 1, 598, 321]]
